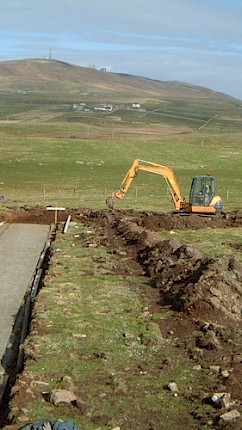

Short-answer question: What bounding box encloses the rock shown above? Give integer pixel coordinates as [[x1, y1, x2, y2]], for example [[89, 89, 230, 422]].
[[196, 331, 220, 350], [221, 370, 230, 378], [30, 380, 50, 387], [50, 388, 77, 406], [118, 251, 127, 256], [0, 365, 5, 376], [17, 416, 30, 423], [209, 365, 220, 373], [39, 312, 48, 319], [211, 392, 231, 409], [123, 332, 135, 339], [233, 353, 242, 364], [220, 409, 241, 421], [167, 382, 179, 393], [192, 365, 202, 370], [62, 375, 73, 385]]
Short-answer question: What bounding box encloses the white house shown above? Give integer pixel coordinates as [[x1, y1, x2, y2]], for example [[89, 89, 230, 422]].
[[132, 102, 141, 108]]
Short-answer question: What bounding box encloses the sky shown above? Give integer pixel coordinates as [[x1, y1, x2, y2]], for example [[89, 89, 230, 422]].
[[1, 0, 242, 99]]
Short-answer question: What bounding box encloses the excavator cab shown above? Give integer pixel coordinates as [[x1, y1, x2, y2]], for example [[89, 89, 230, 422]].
[[189, 175, 223, 213]]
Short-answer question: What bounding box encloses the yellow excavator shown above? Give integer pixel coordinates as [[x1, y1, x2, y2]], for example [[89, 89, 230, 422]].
[[106, 159, 223, 214]]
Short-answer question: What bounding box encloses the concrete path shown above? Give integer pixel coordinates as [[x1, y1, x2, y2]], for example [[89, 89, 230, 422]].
[[0, 223, 50, 363]]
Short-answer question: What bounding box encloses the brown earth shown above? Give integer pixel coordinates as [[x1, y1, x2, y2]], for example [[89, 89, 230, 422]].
[[1, 206, 242, 429], [2, 205, 242, 229]]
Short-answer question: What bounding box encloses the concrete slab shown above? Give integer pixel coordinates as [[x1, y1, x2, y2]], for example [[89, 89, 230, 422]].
[[0, 223, 50, 363]]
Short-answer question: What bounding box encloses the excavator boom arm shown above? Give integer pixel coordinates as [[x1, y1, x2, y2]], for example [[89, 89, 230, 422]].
[[106, 159, 187, 210]]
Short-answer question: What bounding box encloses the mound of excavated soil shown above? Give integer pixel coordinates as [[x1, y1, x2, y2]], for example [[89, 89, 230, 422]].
[[2, 206, 242, 229], [100, 214, 242, 323], [138, 209, 242, 230], [139, 239, 242, 322]]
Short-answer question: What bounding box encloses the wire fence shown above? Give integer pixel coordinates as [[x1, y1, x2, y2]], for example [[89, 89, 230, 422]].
[[1, 185, 240, 213]]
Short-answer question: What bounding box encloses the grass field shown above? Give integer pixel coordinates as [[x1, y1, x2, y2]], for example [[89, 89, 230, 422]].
[[0, 60, 242, 212], [0, 121, 242, 212]]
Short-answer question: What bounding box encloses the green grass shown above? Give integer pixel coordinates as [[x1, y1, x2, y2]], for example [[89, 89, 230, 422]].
[[0, 123, 242, 212], [158, 228, 242, 261]]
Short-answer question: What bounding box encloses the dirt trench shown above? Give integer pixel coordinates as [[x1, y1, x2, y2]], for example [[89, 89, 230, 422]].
[[79, 209, 242, 322], [75, 208, 242, 415]]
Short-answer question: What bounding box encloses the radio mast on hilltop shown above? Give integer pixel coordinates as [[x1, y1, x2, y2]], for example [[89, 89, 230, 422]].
[[49, 48, 52, 60]]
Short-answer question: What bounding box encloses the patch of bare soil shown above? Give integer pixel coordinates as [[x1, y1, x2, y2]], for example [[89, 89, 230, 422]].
[[0, 207, 69, 225], [2, 206, 242, 429], [1, 206, 242, 229]]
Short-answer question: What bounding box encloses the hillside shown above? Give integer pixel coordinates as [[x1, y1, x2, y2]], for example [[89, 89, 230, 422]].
[[0, 58, 236, 101], [0, 58, 242, 132]]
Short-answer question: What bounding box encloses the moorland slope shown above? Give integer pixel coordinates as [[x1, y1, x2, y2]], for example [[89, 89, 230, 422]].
[[0, 58, 237, 101], [0, 58, 242, 132]]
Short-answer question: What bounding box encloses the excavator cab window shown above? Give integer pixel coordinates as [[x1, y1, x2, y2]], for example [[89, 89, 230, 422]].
[[189, 176, 216, 207]]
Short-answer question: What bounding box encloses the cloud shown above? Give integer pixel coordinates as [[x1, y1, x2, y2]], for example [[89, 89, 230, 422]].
[[0, 0, 242, 98]]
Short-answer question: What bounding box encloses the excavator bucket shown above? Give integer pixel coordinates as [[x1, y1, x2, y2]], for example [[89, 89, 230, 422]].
[[106, 195, 116, 210]]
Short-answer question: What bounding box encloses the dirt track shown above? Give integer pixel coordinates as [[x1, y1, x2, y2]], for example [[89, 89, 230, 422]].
[[2, 206, 242, 429]]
